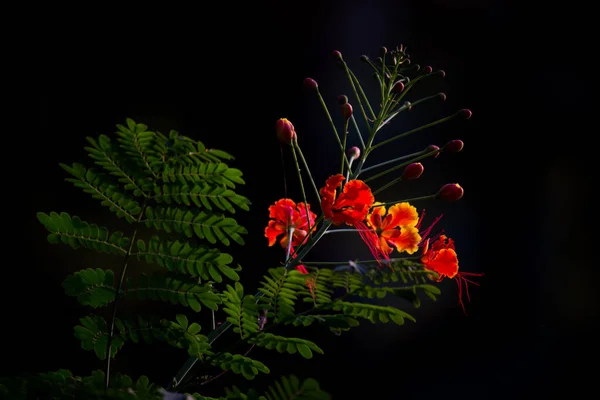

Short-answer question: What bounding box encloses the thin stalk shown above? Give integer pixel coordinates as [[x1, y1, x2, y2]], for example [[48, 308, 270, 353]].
[[302, 256, 420, 266], [350, 115, 366, 150], [105, 204, 147, 390], [358, 150, 426, 176], [349, 68, 377, 120], [293, 140, 321, 203], [315, 89, 351, 169], [364, 148, 441, 183], [372, 195, 437, 207], [340, 119, 349, 176], [290, 144, 312, 238], [370, 112, 460, 152]]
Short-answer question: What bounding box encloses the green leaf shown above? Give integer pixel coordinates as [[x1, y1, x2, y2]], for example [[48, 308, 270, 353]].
[[248, 333, 323, 359], [63, 268, 116, 308]]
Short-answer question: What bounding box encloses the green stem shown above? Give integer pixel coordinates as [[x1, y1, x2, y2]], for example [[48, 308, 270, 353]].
[[293, 140, 321, 203], [302, 256, 420, 266], [349, 68, 377, 120], [315, 89, 351, 169], [370, 112, 460, 152], [105, 203, 147, 390], [350, 115, 366, 150], [358, 150, 426, 177], [372, 195, 437, 207], [340, 119, 349, 176], [364, 148, 441, 183], [290, 144, 312, 238]]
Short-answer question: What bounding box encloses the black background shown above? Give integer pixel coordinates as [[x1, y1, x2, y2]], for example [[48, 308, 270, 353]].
[[4, 0, 596, 399]]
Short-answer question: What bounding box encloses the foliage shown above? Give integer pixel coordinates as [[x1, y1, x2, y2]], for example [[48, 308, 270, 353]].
[[1, 44, 478, 399]]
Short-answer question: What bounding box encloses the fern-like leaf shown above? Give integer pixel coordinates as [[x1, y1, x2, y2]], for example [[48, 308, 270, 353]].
[[143, 205, 247, 246], [124, 272, 221, 312], [162, 162, 245, 189], [63, 268, 116, 308], [116, 118, 162, 179], [222, 282, 260, 339], [85, 134, 152, 197], [258, 268, 308, 323], [330, 301, 416, 325], [209, 352, 270, 380], [288, 314, 360, 331], [60, 162, 143, 222], [134, 236, 240, 282], [74, 314, 211, 360], [357, 283, 441, 307], [150, 183, 250, 213], [248, 333, 324, 359], [264, 375, 330, 400], [37, 212, 129, 255]]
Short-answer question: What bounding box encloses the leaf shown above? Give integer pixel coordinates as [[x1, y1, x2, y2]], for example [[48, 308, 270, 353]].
[[37, 212, 129, 255], [150, 183, 250, 213], [63, 268, 116, 308], [209, 352, 269, 380], [248, 333, 323, 359]]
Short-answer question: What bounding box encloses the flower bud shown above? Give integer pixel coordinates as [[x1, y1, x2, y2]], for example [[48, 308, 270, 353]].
[[445, 139, 464, 153], [337, 95, 348, 105], [459, 109, 472, 119], [360, 55, 369, 63], [380, 46, 388, 56], [332, 50, 343, 61], [436, 183, 464, 201], [401, 162, 424, 180], [341, 103, 353, 120], [423, 65, 433, 74], [348, 146, 361, 160], [438, 92, 447, 102], [426, 144, 441, 158], [392, 81, 404, 94], [275, 118, 296, 144], [303, 77, 318, 90], [437, 70, 446, 78]]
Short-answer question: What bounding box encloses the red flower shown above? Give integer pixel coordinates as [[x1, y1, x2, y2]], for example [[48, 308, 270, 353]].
[[366, 202, 421, 256], [320, 174, 388, 264], [420, 235, 482, 315], [320, 174, 374, 226], [265, 199, 316, 248]]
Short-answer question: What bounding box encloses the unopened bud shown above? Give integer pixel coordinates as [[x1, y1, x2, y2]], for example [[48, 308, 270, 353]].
[[303, 77, 318, 90], [348, 146, 361, 160], [423, 65, 433, 74], [337, 95, 348, 105], [332, 50, 343, 61], [445, 139, 464, 153], [436, 183, 464, 201], [402, 162, 424, 180], [437, 70, 446, 78], [380, 46, 388, 56], [438, 92, 447, 101], [360, 55, 369, 63], [341, 103, 353, 120], [426, 144, 441, 158], [392, 81, 405, 94], [459, 109, 473, 119], [275, 118, 296, 144]]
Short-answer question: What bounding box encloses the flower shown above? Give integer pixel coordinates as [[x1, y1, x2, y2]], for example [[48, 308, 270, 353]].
[[319, 174, 374, 226], [420, 235, 482, 314], [275, 118, 297, 144], [320, 174, 389, 264], [401, 162, 424, 180], [264, 199, 316, 249], [436, 183, 464, 201], [366, 202, 422, 255]]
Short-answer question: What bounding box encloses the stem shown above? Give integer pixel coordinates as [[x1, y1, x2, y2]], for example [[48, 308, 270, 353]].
[[370, 112, 460, 152], [104, 203, 147, 390], [315, 88, 351, 169], [371, 195, 437, 207], [302, 256, 420, 266], [290, 144, 312, 239], [285, 227, 295, 261], [363, 148, 441, 183], [293, 140, 321, 203], [358, 150, 426, 177], [340, 119, 349, 176], [349, 68, 377, 120], [350, 115, 366, 150]]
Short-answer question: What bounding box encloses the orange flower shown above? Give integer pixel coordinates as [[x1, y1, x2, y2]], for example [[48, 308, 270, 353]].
[[265, 199, 316, 248], [320, 174, 388, 264], [420, 235, 482, 314], [319, 174, 374, 226], [366, 202, 421, 255]]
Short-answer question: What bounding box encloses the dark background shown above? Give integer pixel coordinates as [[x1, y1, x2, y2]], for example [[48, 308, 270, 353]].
[[4, 0, 596, 398]]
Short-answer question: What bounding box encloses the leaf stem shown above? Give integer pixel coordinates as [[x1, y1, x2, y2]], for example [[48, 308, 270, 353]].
[[290, 143, 312, 239]]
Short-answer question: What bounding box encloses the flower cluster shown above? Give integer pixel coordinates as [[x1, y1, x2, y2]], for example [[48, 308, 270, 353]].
[[264, 45, 481, 314]]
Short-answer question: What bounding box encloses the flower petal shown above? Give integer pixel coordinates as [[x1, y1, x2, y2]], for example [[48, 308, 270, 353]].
[[386, 202, 419, 228]]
